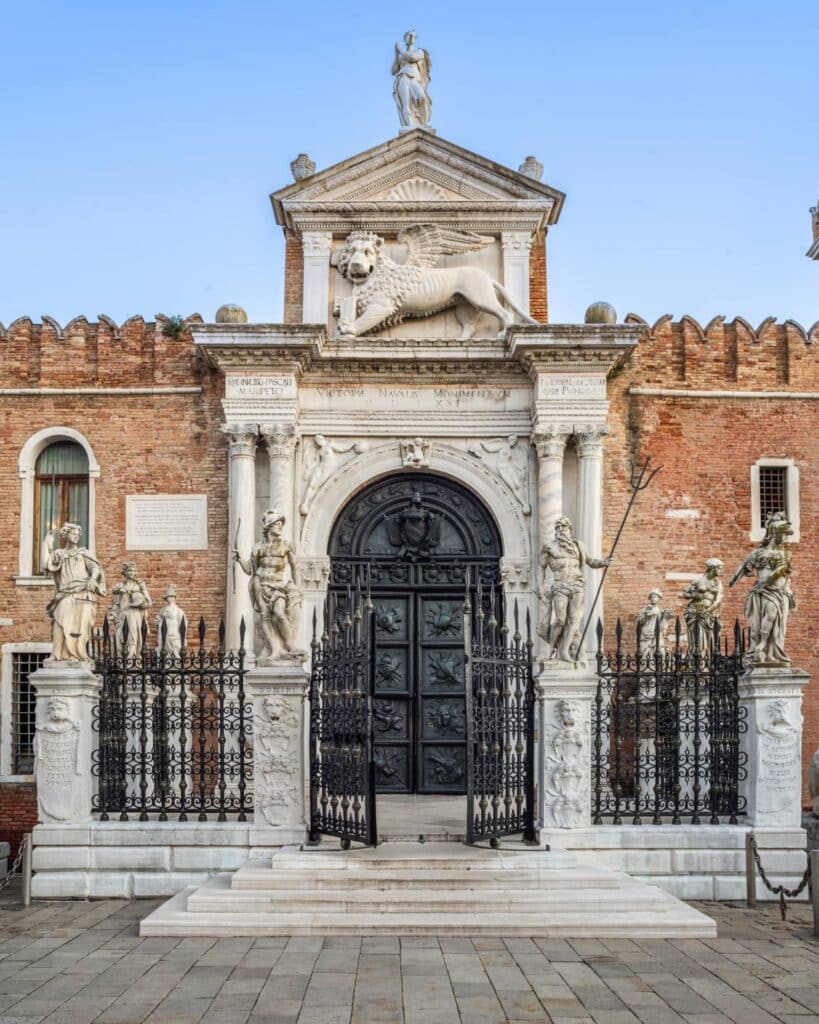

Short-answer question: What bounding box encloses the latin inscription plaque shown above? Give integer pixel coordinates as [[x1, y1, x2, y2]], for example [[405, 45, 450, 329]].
[[125, 495, 208, 551]]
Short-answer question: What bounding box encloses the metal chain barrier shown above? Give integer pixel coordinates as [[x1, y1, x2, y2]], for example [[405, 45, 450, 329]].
[[748, 833, 812, 921], [0, 835, 29, 896]]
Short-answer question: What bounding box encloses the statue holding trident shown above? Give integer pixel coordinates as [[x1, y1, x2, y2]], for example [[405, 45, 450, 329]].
[[233, 509, 306, 664], [392, 30, 432, 130]]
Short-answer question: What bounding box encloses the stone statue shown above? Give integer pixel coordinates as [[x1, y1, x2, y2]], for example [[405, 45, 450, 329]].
[[43, 522, 106, 664], [300, 435, 367, 515], [156, 585, 187, 658], [331, 226, 538, 340], [729, 510, 795, 667], [33, 696, 81, 822], [682, 558, 723, 659], [234, 509, 306, 664], [538, 516, 611, 663], [636, 589, 673, 663], [110, 562, 152, 660], [392, 30, 432, 130], [468, 435, 531, 514], [809, 748, 819, 817]]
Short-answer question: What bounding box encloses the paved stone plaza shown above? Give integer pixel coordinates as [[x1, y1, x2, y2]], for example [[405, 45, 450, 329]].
[[1, 884, 818, 1024]]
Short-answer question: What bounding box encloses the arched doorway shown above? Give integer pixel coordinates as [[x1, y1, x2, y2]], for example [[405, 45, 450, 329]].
[[328, 473, 502, 796]]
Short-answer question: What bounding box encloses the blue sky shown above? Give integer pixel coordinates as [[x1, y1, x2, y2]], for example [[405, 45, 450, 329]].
[[1, 1, 817, 326]]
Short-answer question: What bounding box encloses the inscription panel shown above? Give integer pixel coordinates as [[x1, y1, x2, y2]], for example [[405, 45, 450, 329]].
[[125, 495, 208, 551], [537, 375, 607, 400], [225, 374, 297, 400]]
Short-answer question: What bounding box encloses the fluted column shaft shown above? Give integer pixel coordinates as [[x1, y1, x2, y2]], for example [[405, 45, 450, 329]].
[[259, 423, 297, 542], [532, 428, 569, 554], [223, 424, 258, 651], [575, 426, 608, 649]]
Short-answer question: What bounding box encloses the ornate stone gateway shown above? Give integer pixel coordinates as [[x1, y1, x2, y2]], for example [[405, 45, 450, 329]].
[[328, 473, 502, 797]]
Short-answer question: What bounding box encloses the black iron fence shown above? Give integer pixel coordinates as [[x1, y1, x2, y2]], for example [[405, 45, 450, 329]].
[[92, 617, 252, 821], [592, 618, 746, 825]]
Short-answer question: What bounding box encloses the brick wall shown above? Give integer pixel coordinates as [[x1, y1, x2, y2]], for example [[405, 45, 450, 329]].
[[283, 231, 304, 324], [0, 783, 36, 861], [603, 314, 819, 799], [529, 233, 548, 322]]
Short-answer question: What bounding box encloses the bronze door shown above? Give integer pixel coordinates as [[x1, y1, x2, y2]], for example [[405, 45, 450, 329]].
[[328, 473, 502, 797]]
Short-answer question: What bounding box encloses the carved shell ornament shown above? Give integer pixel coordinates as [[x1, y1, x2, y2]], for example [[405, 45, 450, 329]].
[[386, 177, 448, 202]]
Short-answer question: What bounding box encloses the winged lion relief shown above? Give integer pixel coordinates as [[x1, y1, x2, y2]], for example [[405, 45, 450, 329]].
[[330, 224, 538, 340]]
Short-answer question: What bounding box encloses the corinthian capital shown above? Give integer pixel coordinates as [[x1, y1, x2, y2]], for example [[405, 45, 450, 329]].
[[301, 231, 334, 257], [574, 425, 610, 458], [259, 422, 297, 458], [221, 423, 258, 458], [531, 425, 571, 461]]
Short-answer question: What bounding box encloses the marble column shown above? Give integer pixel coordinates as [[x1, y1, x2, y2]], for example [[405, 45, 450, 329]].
[[259, 423, 297, 542], [222, 423, 258, 652], [501, 231, 533, 314], [301, 231, 334, 325], [532, 427, 569, 554], [575, 426, 608, 649]]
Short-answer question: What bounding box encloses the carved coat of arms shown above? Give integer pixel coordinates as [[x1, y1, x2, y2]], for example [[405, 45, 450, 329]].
[[387, 491, 440, 557]]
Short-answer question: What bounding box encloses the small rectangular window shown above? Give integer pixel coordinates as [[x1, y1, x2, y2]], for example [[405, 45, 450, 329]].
[[758, 465, 788, 524], [11, 652, 47, 774]]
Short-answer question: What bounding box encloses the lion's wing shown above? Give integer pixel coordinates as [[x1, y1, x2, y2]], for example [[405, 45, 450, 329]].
[[398, 224, 492, 269]]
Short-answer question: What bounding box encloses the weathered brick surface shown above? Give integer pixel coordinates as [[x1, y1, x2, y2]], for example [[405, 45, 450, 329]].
[[0, 782, 36, 860], [283, 230, 304, 324], [529, 233, 548, 322], [606, 315, 819, 797]]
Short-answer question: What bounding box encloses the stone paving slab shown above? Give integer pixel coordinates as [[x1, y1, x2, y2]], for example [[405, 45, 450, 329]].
[[1, 882, 818, 1024]]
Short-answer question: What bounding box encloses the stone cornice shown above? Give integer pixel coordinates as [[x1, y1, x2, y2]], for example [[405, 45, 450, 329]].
[[507, 324, 644, 378], [193, 322, 644, 380]]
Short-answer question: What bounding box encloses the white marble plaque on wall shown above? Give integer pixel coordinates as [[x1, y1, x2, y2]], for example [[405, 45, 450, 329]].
[[225, 375, 297, 400], [125, 495, 208, 551], [537, 375, 607, 400]]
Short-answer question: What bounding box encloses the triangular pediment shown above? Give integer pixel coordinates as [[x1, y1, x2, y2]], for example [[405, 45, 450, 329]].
[[271, 130, 564, 235]]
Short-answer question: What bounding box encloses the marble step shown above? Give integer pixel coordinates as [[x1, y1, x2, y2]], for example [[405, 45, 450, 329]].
[[188, 883, 666, 915], [266, 843, 574, 871], [231, 866, 623, 891], [141, 880, 715, 938]]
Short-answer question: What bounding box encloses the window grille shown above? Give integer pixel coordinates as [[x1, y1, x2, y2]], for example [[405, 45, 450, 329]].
[[758, 465, 788, 524], [11, 651, 47, 774]]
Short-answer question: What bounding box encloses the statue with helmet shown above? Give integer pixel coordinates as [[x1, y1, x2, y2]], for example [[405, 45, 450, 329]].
[[233, 509, 305, 663]]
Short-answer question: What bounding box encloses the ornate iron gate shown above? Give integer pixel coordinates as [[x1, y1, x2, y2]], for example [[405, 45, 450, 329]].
[[308, 589, 377, 848], [464, 582, 537, 846]]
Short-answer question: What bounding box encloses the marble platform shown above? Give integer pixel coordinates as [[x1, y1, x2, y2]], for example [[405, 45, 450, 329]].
[[139, 841, 716, 938]]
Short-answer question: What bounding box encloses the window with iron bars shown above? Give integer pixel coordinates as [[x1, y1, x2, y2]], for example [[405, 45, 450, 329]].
[[758, 465, 788, 524], [11, 652, 48, 774]]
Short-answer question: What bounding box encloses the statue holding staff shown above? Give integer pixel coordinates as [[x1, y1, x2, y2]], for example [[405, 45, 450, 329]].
[[233, 509, 306, 664], [43, 522, 106, 663], [729, 510, 795, 666]]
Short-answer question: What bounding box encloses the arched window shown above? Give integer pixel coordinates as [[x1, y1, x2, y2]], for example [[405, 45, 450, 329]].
[[33, 442, 90, 573]]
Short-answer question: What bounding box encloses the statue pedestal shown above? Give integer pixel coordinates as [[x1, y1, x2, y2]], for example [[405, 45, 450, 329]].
[[534, 661, 597, 829], [739, 666, 810, 828], [246, 662, 309, 845], [30, 661, 101, 826]]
